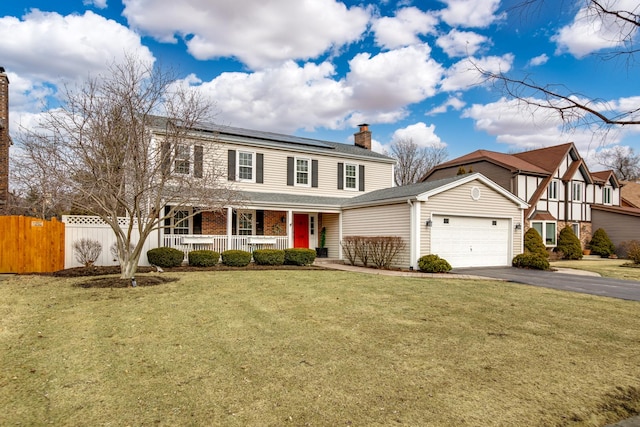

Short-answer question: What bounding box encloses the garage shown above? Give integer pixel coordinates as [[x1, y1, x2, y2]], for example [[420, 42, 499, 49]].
[[430, 215, 511, 268]]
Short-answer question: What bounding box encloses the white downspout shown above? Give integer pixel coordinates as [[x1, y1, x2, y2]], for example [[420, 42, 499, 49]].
[[226, 207, 233, 250]]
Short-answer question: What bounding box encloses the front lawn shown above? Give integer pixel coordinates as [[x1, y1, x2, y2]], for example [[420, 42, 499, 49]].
[[551, 259, 640, 280], [1, 271, 640, 426]]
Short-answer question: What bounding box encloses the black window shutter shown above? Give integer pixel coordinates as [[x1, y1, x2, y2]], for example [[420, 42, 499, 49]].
[[193, 212, 202, 234], [164, 205, 172, 234], [228, 150, 236, 181], [194, 145, 203, 178], [359, 165, 365, 191], [312, 160, 318, 188], [161, 141, 171, 176], [256, 153, 264, 184], [287, 157, 294, 186], [337, 163, 344, 190]]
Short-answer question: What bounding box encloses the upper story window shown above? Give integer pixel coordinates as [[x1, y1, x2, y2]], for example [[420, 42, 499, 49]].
[[296, 158, 310, 186], [572, 182, 582, 202], [603, 186, 612, 204], [174, 144, 190, 174], [238, 151, 254, 182], [548, 180, 558, 200], [345, 163, 357, 190]]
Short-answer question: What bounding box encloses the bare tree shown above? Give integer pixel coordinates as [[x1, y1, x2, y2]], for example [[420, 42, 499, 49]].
[[388, 138, 448, 186], [480, 0, 640, 129], [18, 55, 236, 279], [596, 145, 640, 180]]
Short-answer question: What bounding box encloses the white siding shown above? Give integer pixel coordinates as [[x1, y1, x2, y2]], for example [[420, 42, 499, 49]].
[[342, 203, 411, 268]]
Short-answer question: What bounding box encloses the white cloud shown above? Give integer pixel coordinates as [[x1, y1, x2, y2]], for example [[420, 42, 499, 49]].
[[426, 95, 466, 115], [0, 10, 154, 113], [347, 44, 444, 109], [436, 29, 488, 57], [461, 97, 625, 160], [391, 122, 445, 147], [372, 7, 438, 50], [527, 53, 549, 67], [122, 0, 369, 69], [83, 0, 108, 8], [438, 0, 504, 28], [552, 0, 640, 58], [440, 54, 513, 92]]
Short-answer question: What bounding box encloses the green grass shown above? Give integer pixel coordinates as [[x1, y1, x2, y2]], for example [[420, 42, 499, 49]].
[[2, 271, 640, 426], [551, 259, 640, 280]]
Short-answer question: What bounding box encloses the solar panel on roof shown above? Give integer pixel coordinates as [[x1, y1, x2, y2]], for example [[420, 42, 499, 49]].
[[194, 121, 334, 149]]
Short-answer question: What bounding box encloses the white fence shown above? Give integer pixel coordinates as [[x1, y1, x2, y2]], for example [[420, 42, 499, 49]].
[[163, 235, 289, 256], [63, 215, 158, 269]]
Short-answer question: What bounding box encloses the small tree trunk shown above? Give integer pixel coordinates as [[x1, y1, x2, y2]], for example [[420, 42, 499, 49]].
[[119, 253, 140, 279]]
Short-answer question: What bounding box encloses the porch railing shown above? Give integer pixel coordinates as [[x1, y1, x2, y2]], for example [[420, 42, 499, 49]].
[[163, 234, 289, 257]]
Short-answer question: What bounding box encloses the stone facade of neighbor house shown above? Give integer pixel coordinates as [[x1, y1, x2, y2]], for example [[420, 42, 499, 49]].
[[422, 143, 621, 249], [0, 67, 9, 213]]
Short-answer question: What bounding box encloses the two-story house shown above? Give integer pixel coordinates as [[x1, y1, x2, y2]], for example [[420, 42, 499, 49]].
[[421, 143, 621, 248], [156, 122, 396, 258]]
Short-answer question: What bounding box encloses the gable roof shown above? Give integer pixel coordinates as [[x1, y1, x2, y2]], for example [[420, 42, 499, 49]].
[[592, 170, 620, 188], [512, 143, 575, 174], [343, 173, 528, 209], [428, 149, 548, 176], [621, 181, 640, 208]]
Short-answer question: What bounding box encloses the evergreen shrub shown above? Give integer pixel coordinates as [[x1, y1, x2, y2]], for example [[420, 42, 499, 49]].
[[284, 248, 316, 266], [188, 250, 219, 267], [147, 247, 184, 268], [253, 249, 285, 266], [221, 250, 252, 267], [417, 254, 452, 273], [556, 226, 583, 260], [589, 228, 616, 257], [512, 253, 551, 270], [524, 228, 548, 257]]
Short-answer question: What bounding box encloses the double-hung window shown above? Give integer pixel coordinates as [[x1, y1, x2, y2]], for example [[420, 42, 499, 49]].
[[345, 163, 357, 190], [572, 182, 582, 202], [603, 187, 612, 204], [296, 158, 310, 186], [238, 151, 254, 182], [548, 180, 558, 200], [175, 144, 190, 174], [532, 221, 557, 246]]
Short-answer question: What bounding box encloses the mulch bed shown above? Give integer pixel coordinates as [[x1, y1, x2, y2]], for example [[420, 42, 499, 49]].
[[53, 264, 328, 289]]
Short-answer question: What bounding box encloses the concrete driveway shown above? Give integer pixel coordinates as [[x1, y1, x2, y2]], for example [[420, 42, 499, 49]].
[[451, 266, 640, 302]]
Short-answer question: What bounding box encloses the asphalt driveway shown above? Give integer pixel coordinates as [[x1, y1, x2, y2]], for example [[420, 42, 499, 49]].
[[451, 266, 640, 302]]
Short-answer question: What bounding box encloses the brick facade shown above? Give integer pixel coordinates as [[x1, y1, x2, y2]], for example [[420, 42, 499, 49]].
[[201, 209, 288, 236], [0, 69, 9, 212]]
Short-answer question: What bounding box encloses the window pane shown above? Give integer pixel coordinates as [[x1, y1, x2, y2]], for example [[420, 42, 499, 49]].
[[545, 223, 556, 245], [296, 159, 309, 185], [532, 222, 543, 237], [238, 152, 253, 180], [238, 212, 253, 235], [345, 164, 357, 189], [175, 144, 190, 174], [174, 210, 189, 234]]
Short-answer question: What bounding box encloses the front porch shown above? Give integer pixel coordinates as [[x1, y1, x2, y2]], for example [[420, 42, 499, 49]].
[[163, 234, 289, 255]]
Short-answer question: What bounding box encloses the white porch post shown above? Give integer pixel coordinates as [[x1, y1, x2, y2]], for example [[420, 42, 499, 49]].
[[226, 207, 233, 250], [338, 212, 343, 260], [287, 210, 293, 248]]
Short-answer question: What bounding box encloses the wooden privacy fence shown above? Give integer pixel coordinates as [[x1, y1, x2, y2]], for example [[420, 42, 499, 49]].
[[0, 216, 65, 273]]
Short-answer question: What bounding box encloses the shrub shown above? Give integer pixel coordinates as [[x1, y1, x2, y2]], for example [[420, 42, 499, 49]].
[[417, 254, 452, 273], [221, 250, 252, 267], [512, 253, 551, 270], [188, 250, 219, 267], [253, 249, 285, 266], [619, 241, 640, 264], [524, 228, 548, 257], [341, 236, 405, 269], [589, 228, 616, 257], [284, 248, 316, 266], [556, 226, 583, 260], [73, 238, 103, 267], [147, 247, 184, 268]]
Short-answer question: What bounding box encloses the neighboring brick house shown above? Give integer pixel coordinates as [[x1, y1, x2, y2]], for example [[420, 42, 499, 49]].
[[0, 67, 9, 213], [421, 143, 621, 248]]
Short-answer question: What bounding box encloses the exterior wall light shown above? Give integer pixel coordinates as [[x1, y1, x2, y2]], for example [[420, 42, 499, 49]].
[[515, 223, 522, 230], [426, 219, 433, 227]]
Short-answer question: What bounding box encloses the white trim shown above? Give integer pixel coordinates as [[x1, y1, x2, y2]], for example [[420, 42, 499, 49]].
[[344, 162, 359, 191], [294, 156, 311, 187], [236, 150, 256, 183]]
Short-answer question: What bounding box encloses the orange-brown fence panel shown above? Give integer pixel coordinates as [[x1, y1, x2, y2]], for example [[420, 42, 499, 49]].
[[0, 216, 65, 273]]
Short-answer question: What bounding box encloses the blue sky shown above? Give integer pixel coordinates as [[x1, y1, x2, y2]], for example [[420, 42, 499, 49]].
[[1, 0, 638, 167]]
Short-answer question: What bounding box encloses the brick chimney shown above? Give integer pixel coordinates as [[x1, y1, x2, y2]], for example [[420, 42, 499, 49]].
[[0, 67, 9, 211], [354, 123, 371, 150]]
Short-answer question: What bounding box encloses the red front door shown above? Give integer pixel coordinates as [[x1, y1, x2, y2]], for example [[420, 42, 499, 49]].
[[293, 214, 309, 248]]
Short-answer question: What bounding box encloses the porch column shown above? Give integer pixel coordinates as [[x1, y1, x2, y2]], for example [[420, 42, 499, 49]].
[[287, 210, 293, 248], [226, 207, 233, 250], [338, 212, 343, 260]]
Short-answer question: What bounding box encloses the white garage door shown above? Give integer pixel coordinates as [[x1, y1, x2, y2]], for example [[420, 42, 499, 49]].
[[430, 215, 511, 268]]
